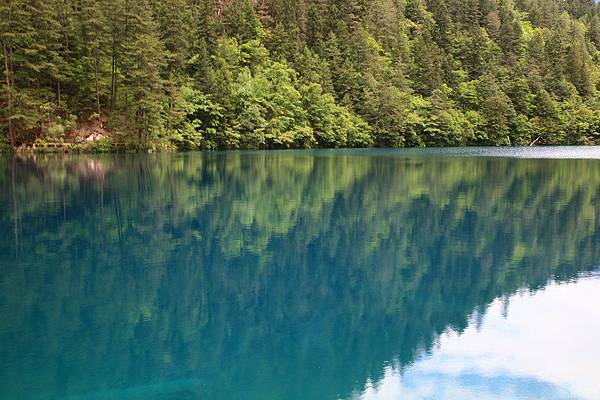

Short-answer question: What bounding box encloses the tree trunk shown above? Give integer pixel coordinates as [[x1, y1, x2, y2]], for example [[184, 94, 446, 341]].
[[110, 13, 116, 109], [111, 43, 116, 108], [2, 40, 15, 147], [94, 49, 101, 119]]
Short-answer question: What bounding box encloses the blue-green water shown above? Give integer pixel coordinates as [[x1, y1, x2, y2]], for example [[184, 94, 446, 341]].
[[1, 148, 600, 400]]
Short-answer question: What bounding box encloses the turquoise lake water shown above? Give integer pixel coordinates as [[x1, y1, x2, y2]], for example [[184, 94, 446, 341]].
[[1, 148, 600, 399]]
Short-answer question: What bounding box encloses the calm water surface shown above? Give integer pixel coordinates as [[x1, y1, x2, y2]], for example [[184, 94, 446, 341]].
[[1, 148, 600, 400]]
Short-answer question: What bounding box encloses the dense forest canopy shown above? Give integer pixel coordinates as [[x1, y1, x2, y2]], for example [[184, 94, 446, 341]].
[[1, 153, 600, 398], [2, 0, 600, 149]]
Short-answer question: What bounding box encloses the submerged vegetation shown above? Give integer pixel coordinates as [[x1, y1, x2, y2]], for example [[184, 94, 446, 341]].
[[2, 0, 600, 150]]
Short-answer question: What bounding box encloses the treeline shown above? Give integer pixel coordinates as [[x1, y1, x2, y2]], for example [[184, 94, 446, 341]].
[[2, 0, 600, 149]]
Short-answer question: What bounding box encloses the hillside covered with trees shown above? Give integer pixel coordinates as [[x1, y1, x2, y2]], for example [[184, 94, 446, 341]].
[[2, 0, 600, 150]]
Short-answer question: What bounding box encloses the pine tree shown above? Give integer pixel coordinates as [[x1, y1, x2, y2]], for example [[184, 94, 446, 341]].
[[77, 0, 107, 118], [120, 0, 167, 141], [410, 29, 444, 95], [0, 1, 16, 145], [566, 27, 594, 96], [498, 0, 523, 65]]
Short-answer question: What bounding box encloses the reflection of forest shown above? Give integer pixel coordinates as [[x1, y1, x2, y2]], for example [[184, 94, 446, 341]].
[[1, 152, 600, 400]]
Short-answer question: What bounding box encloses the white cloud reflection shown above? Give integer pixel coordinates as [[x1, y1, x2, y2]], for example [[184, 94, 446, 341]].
[[353, 275, 600, 400]]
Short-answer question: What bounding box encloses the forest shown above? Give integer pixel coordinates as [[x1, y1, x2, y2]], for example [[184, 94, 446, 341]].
[[2, 0, 600, 150]]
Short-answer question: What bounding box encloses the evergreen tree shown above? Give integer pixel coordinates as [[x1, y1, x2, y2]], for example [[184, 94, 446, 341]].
[[120, 0, 167, 142]]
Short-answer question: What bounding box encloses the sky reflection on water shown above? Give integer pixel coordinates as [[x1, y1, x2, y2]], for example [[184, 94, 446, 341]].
[[357, 276, 600, 400]]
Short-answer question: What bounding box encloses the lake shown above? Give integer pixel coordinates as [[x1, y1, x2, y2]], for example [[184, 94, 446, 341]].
[[1, 148, 600, 400]]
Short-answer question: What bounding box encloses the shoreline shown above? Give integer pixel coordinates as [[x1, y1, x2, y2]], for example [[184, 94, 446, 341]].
[[2, 143, 600, 156]]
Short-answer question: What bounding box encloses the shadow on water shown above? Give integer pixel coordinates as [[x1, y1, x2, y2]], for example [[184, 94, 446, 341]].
[[1, 149, 600, 400]]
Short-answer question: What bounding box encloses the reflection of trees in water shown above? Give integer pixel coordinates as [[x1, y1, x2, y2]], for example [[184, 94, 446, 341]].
[[1, 152, 600, 400]]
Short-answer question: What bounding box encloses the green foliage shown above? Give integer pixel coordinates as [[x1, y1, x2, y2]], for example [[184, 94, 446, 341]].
[[86, 136, 114, 152], [2, 0, 600, 149], [301, 83, 372, 148], [46, 123, 65, 138], [165, 85, 205, 149]]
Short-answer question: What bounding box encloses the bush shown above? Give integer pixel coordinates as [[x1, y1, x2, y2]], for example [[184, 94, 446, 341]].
[[47, 124, 65, 138], [86, 137, 113, 153]]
